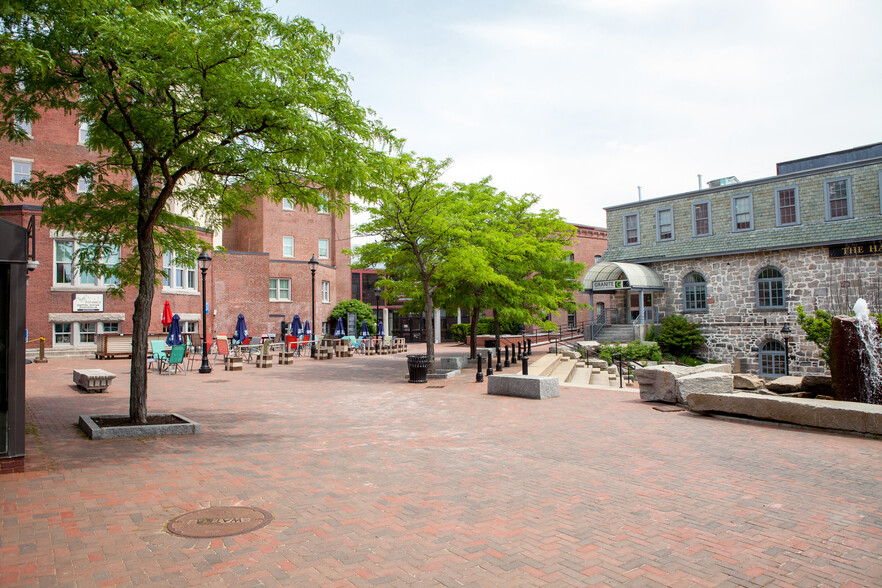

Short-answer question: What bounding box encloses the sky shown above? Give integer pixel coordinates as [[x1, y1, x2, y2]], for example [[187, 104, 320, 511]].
[[272, 0, 882, 230]]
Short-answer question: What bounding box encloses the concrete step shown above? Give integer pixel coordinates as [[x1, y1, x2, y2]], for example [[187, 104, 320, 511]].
[[589, 367, 612, 386], [593, 326, 637, 343], [549, 359, 576, 383], [530, 354, 561, 377]]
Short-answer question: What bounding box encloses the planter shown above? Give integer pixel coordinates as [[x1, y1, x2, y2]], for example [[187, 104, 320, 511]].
[[407, 354, 430, 383]]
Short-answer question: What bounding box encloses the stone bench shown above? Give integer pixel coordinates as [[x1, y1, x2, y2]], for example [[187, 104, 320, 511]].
[[278, 351, 294, 365], [73, 369, 116, 393], [224, 356, 243, 371], [487, 374, 560, 399]]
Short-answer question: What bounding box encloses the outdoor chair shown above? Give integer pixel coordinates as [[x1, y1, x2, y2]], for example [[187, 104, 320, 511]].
[[149, 340, 168, 373], [213, 336, 230, 364], [351, 337, 364, 354], [160, 345, 187, 375]]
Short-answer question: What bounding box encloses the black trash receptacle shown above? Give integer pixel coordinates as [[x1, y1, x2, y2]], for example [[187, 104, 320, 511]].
[[407, 354, 429, 383]]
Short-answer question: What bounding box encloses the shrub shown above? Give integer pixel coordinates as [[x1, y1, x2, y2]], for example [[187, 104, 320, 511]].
[[450, 323, 469, 343], [656, 315, 705, 357], [476, 317, 520, 336], [796, 305, 832, 365], [329, 299, 377, 335], [598, 340, 661, 365]]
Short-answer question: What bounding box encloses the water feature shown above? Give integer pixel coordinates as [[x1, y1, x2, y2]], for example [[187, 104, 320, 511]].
[[829, 298, 882, 404]]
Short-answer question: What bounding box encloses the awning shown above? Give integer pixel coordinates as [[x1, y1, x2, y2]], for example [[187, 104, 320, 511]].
[[582, 262, 665, 292]]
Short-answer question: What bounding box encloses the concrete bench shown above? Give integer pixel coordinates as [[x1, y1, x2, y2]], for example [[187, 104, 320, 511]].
[[224, 356, 243, 371], [73, 369, 116, 393], [487, 374, 560, 399]]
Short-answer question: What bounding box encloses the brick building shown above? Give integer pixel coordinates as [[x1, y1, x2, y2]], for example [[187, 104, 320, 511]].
[[592, 142, 882, 377]]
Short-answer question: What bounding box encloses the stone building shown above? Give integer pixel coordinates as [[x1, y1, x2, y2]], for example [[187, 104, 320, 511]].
[[587, 142, 882, 377]]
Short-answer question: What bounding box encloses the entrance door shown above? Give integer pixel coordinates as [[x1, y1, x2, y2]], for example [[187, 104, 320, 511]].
[[629, 292, 652, 321]]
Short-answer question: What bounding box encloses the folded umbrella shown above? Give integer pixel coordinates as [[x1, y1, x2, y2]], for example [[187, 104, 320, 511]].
[[234, 313, 248, 344], [361, 320, 369, 338], [166, 314, 184, 346], [334, 317, 345, 337], [291, 314, 303, 337], [161, 300, 173, 327]]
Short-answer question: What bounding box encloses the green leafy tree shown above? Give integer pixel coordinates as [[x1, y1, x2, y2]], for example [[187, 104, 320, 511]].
[[329, 299, 377, 335], [0, 0, 388, 423], [796, 305, 833, 365], [656, 314, 706, 357]]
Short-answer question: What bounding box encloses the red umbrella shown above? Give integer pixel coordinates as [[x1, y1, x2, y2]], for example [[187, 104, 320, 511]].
[[161, 300, 173, 327]]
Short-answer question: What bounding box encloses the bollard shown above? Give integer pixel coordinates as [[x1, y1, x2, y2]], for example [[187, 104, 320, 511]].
[[504, 345, 510, 367], [527, 339, 532, 356], [517, 341, 522, 360], [496, 347, 502, 372], [486, 350, 493, 376], [34, 336, 48, 363], [476, 353, 484, 382], [521, 356, 528, 375]]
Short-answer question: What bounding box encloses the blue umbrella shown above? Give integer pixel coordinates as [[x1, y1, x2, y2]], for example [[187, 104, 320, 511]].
[[304, 320, 311, 336], [361, 320, 369, 338], [334, 317, 345, 337], [378, 320, 384, 338], [166, 314, 184, 346], [234, 313, 248, 344], [291, 314, 302, 337]]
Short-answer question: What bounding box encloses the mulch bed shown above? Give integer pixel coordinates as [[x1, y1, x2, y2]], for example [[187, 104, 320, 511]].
[[91, 415, 187, 427]]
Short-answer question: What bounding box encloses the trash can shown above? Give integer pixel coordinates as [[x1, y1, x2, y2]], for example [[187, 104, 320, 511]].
[[407, 354, 429, 383]]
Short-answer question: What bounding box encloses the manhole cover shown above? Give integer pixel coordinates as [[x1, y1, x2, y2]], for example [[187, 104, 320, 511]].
[[166, 506, 272, 538]]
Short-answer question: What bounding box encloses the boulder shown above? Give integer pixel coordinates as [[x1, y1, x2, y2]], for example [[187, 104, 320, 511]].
[[579, 341, 601, 354], [767, 376, 802, 393], [733, 374, 764, 390], [802, 374, 833, 394], [588, 358, 608, 370], [636, 363, 732, 403], [675, 372, 734, 403]]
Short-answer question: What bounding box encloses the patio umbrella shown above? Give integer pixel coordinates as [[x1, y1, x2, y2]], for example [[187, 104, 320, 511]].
[[234, 313, 248, 344], [291, 314, 303, 337], [334, 317, 345, 337], [166, 314, 184, 346], [378, 320, 384, 338], [361, 320, 369, 338], [161, 300, 173, 328], [304, 320, 311, 336]]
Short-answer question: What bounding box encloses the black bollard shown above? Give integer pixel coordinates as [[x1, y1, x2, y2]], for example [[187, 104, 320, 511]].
[[486, 350, 493, 376], [527, 339, 532, 356], [521, 356, 528, 375], [504, 345, 510, 367], [496, 347, 502, 372], [517, 341, 522, 360], [476, 353, 484, 382]]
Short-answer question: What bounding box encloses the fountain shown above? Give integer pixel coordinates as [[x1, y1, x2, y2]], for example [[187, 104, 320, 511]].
[[829, 298, 882, 404]]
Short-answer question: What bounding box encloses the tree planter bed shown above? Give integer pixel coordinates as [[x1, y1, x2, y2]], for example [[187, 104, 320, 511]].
[[78, 413, 200, 439]]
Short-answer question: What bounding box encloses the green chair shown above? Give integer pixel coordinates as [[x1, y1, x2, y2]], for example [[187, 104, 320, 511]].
[[149, 340, 167, 373], [160, 344, 187, 375]]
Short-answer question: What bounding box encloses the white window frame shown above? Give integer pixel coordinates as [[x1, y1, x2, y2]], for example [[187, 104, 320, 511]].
[[282, 198, 294, 211], [162, 252, 197, 292], [101, 322, 120, 334], [825, 176, 852, 221], [731, 194, 754, 232], [282, 236, 294, 258], [775, 186, 800, 227], [316, 202, 329, 214], [318, 238, 330, 259], [656, 207, 674, 242], [79, 322, 98, 344], [53, 239, 120, 288], [11, 157, 32, 184], [623, 213, 640, 246], [692, 201, 711, 237], [15, 118, 32, 138], [77, 176, 92, 194], [269, 278, 291, 302], [321, 280, 330, 303], [54, 323, 72, 345], [78, 121, 90, 145]]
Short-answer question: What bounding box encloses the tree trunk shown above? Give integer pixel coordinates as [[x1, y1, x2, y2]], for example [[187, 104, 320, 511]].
[[423, 281, 435, 372], [129, 224, 156, 425], [469, 305, 480, 359]]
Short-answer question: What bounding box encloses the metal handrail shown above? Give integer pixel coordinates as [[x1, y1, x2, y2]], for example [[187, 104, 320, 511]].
[[631, 306, 659, 325]]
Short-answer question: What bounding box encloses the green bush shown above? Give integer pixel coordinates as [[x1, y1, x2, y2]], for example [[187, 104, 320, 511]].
[[656, 315, 705, 357], [476, 317, 520, 336], [328, 299, 377, 335], [796, 305, 832, 364], [598, 340, 661, 365], [450, 323, 469, 343]]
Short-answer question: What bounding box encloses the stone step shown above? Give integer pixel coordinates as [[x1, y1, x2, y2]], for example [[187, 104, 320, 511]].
[[530, 354, 561, 377], [549, 360, 576, 383]]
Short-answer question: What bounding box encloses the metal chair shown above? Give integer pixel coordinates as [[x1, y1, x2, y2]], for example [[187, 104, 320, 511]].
[[160, 345, 187, 375]]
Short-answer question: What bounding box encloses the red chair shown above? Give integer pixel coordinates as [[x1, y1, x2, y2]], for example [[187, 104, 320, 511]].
[[286, 335, 298, 352], [213, 336, 230, 364]]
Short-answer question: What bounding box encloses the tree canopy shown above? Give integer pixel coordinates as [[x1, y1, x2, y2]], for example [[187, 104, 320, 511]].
[[0, 0, 390, 422]]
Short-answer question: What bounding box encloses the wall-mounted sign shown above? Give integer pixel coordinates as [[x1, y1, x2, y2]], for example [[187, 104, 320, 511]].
[[593, 279, 629, 290], [73, 293, 104, 312], [829, 241, 882, 258]]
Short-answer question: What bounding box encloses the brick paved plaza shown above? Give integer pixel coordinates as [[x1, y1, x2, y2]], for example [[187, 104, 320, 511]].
[[2, 345, 881, 587]]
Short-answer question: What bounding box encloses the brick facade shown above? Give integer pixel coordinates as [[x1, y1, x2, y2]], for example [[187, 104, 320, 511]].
[[568, 224, 610, 329]]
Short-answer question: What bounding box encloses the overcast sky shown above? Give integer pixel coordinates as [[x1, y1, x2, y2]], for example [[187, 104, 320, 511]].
[[274, 0, 882, 229]]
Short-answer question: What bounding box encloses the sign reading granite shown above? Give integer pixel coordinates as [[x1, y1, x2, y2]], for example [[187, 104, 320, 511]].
[[593, 280, 630, 290], [829, 241, 882, 258], [72, 293, 104, 312]]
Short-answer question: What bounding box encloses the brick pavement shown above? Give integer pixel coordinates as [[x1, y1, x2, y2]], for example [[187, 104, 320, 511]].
[[2, 344, 881, 587]]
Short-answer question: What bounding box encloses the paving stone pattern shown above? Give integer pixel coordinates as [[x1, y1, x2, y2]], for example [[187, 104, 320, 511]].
[[2, 346, 882, 587]]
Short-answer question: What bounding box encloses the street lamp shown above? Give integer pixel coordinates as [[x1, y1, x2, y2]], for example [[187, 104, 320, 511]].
[[197, 251, 212, 373], [309, 254, 318, 358], [374, 285, 381, 353], [781, 324, 792, 376]]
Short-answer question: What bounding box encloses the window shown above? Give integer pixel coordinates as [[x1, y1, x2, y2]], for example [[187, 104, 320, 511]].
[[759, 340, 786, 378], [683, 272, 707, 312], [568, 253, 575, 262], [269, 278, 291, 301], [55, 240, 73, 284], [316, 202, 329, 214], [775, 187, 800, 226], [692, 201, 711, 237], [756, 267, 785, 309], [15, 118, 32, 138], [77, 177, 91, 194], [102, 322, 120, 334], [12, 159, 31, 184], [282, 236, 294, 258], [80, 322, 97, 344], [656, 208, 674, 241], [78, 121, 90, 145], [162, 252, 196, 291], [594, 255, 602, 265], [567, 311, 577, 329], [182, 321, 198, 333], [54, 239, 120, 287], [825, 177, 852, 220], [282, 198, 294, 211], [731, 194, 753, 231], [54, 323, 72, 345], [321, 280, 330, 303], [623, 213, 639, 245], [318, 238, 330, 259]]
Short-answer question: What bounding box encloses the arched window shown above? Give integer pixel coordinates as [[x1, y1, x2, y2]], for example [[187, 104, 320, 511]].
[[756, 267, 785, 309], [683, 272, 707, 311], [759, 340, 786, 377]]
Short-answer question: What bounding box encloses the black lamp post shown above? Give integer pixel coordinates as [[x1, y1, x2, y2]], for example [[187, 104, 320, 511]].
[[309, 254, 318, 358], [781, 324, 792, 376], [374, 286, 381, 353], [197, 251, 212, 373]]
